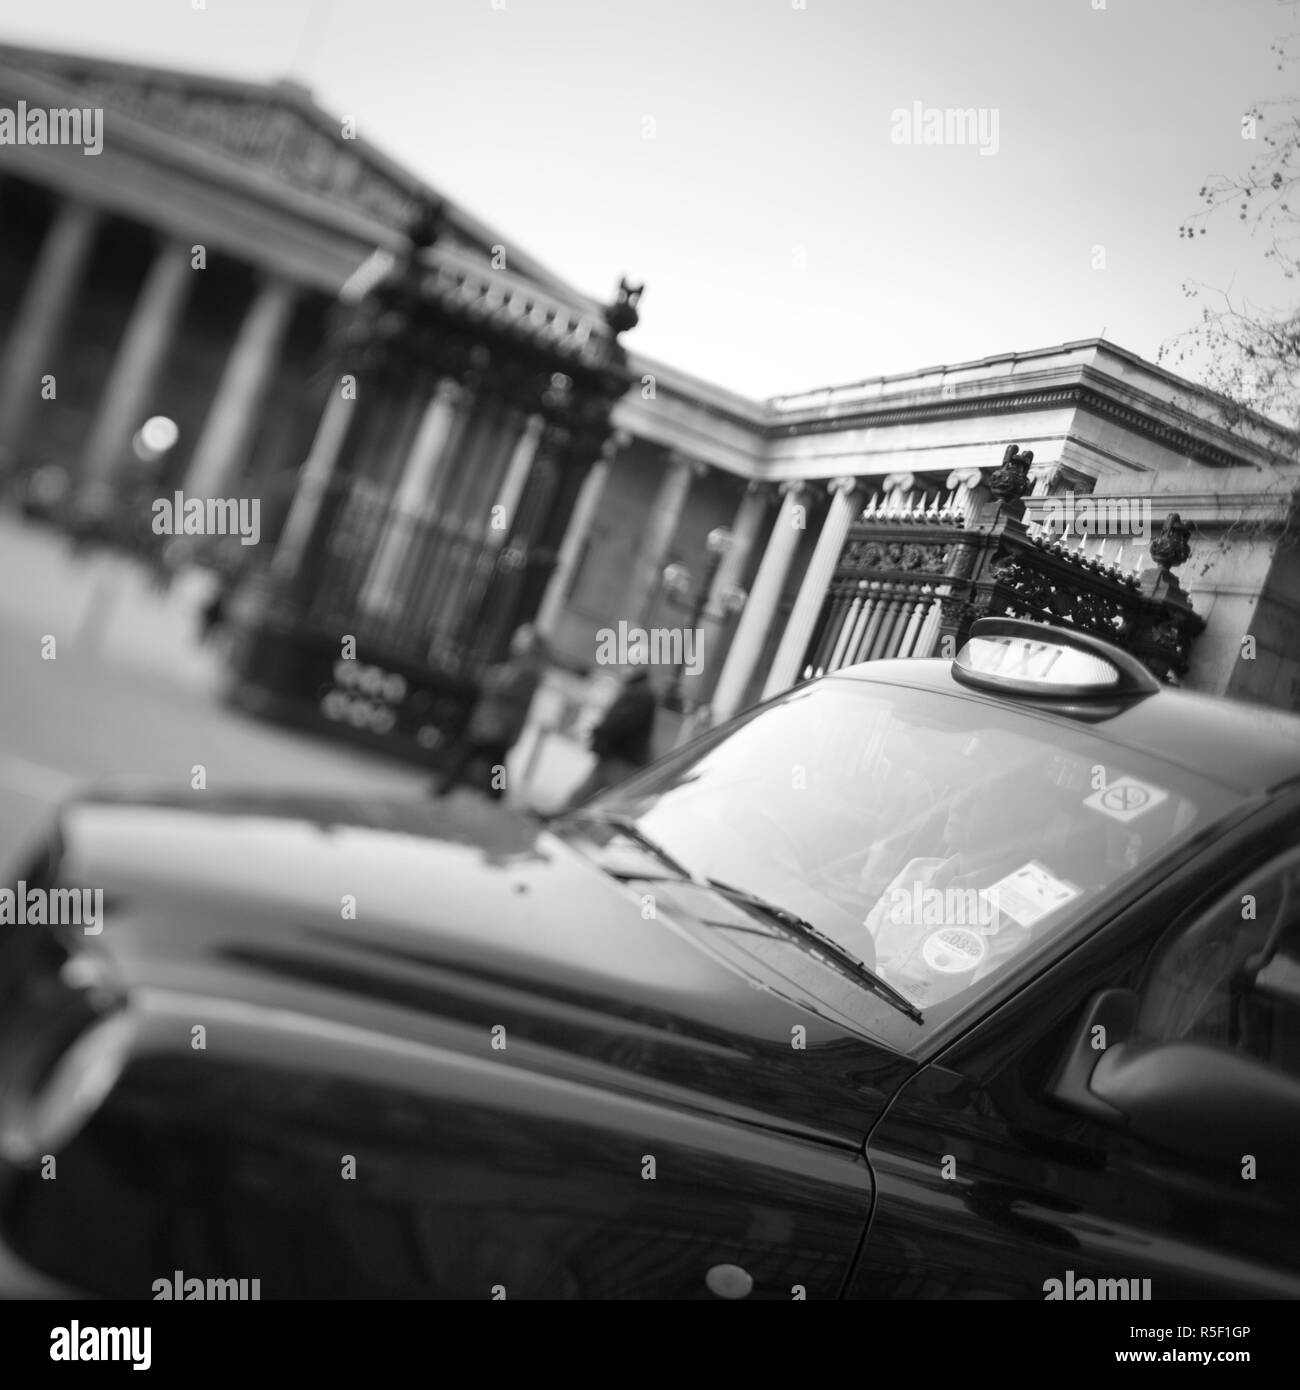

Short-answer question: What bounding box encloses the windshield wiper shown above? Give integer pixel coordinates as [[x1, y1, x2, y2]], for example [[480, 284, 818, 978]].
[[560, 808, 923, 1025], [704, 877, 924, 1026], [561, 808, 697, 881]]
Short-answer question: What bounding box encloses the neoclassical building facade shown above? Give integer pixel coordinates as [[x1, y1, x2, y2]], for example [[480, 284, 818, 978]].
[[1, 40, 1296, 769], [589, 339, 1299, 719]]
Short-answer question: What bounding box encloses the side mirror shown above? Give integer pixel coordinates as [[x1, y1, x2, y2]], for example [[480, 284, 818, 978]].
[[1090, 1041, 1300, 1167], [1052, 990, 1300, 1167]]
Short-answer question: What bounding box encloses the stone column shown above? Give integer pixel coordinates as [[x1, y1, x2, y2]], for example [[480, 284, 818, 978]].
[[627, 450, 698, 626], [183, 276, 299, 497], [762, 476, 861, 699], [487, 412, 546, 546], [684, 481, 770, 702], [390, 377, 469, 516], [710, 481, 808, 721], [271, 377, 359, 580], [359, 376, 469, 610], [708, 484, 766, 607], [533, 429, 627, 636], [77, 237, 195, 511], [0, 199, 102, 460], [946, 466, 984, 527]]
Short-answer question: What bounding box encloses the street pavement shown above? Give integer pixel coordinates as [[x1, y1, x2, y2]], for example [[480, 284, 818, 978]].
[[0, 509, 577, 871]]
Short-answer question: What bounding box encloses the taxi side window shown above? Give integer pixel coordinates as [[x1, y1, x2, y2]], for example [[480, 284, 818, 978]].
[[1139, 846, 1300, 1081]]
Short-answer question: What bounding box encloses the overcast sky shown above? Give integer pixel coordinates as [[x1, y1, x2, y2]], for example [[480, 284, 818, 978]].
[[3, 0, 1293, 399]]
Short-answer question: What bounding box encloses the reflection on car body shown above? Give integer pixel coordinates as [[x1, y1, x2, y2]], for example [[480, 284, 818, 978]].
[[1, 618, 1299, 1299]]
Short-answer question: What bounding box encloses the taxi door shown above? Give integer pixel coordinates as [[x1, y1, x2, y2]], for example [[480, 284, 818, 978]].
[[846, 788, 1300, 1299]]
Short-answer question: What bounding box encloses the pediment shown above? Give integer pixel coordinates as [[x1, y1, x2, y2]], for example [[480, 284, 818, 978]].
[[0, 45, 422, 229], [0, 42, 613, 318]]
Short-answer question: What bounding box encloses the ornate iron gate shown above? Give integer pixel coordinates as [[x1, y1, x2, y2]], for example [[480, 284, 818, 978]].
[[805, 446, 1205, 685], [803, 491, 968, 676], [223, 202, 638, 764]]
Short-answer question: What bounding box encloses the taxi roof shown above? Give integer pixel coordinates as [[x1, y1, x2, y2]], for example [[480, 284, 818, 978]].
[[830, 658, 1300, 796]]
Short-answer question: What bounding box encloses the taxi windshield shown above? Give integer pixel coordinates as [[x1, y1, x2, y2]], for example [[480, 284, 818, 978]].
[[576, 677, 1242, 1036]]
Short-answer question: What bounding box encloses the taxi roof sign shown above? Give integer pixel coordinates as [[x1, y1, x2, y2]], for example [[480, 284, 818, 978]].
[[952, 618, 1162, 700]]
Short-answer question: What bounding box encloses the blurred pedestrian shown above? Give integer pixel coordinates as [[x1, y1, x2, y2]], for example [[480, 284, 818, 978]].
[[433, 624, 549, 801], [562, 668, 658, 810], [198, 577, 230, 643]]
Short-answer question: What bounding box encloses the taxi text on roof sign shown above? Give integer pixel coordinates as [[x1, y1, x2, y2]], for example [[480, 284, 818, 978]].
[[952, 618, 1161, 700]]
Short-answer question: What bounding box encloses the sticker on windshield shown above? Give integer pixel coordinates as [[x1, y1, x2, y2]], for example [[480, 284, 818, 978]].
[[1083, 775, 1169, 823], [921, 927, 986, 974], [980, 861, 1082, 929]]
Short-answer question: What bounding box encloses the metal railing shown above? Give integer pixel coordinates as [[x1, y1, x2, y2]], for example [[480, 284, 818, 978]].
[[303, 480, 548, 673], [804, 470, 1203, 684]]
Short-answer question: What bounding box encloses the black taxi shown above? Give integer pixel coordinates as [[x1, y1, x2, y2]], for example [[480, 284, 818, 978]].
[[1, 617, 1298, 1299]]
